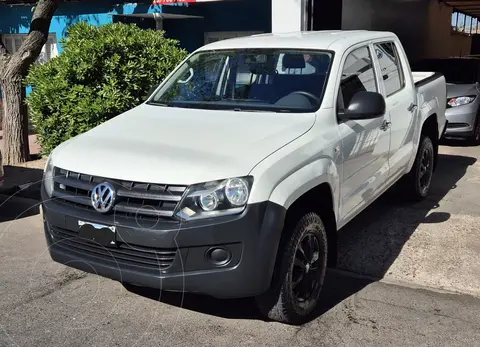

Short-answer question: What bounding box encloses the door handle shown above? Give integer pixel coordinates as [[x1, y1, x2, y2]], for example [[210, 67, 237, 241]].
[[408, 103, 417, 112], [380, 120, 391, 131]]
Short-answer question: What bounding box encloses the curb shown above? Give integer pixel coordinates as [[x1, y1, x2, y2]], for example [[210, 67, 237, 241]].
[[329, 268, 480, 300]]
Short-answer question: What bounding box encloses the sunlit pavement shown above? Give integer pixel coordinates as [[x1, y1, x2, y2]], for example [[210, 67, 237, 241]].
[[0, 141, 479, 346], [338, 140, 480, 297]]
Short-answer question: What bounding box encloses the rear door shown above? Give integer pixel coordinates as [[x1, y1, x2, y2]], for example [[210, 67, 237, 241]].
[[372, 40, 416, 181]]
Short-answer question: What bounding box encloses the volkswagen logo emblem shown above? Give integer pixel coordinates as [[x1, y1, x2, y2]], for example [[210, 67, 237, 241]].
[[91, 182, 116, 213]]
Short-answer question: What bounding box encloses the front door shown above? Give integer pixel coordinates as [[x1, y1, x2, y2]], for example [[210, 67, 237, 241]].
[[337, 45, 391, 224]]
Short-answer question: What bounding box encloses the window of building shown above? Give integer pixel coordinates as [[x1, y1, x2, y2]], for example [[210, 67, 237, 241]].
[[474, 18, 480, 34], [338, 46, 377, 110], [1, 33, 58, 63], [457, 12, 466, 32], [374, 42, 405, 97], [452, 12, 458, 31], [452, 11, 480, 34]]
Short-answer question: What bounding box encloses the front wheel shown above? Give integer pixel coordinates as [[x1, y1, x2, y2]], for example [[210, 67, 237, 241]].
[[470, 115, 480, 145], [403, 135, 434, 201], [255, 212, 328, 325]]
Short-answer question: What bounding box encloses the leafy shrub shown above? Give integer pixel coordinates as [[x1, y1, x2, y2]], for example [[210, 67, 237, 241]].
[[26, 22, 188, 154]]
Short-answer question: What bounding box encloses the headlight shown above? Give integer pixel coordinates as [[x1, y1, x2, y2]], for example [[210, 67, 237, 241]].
[[447, 95, 476, 107], [175, 176, 253, 221], [43, 155, 54, 198]]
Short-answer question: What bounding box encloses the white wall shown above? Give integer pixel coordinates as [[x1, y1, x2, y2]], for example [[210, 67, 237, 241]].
[[272, 0, 304, 33]]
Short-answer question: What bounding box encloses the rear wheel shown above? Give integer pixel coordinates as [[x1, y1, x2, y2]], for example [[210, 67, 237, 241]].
[[470, 115, 480, 145], [403, 135, 434, 201], [255, 212, 328, 325]]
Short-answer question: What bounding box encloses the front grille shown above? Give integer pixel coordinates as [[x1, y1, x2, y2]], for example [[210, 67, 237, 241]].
[[52, 167, 187, 220], [51, 225, 177, 271]]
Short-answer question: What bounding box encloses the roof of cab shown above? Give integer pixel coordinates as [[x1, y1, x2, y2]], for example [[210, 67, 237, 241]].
[[197, 30, 397, 52]]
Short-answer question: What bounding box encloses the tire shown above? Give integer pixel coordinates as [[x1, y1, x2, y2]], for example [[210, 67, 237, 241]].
[[255, 212, 328, 325], [470, 115, 480, 145], [403, 135, 434, 201]]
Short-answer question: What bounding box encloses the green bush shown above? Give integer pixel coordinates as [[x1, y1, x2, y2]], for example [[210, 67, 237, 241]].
[[26, 22, 188, 154]]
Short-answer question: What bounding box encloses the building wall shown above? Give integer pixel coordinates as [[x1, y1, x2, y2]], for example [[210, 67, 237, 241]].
[[272, 0, 304, 32], [0, 0, 162, 53], [166, 0, 271, 52], [424, 1, 472, 59], [342, 0, 429, 61], [342, 0, 471, 61]]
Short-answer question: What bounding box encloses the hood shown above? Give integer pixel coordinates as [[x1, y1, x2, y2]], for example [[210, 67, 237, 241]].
[[446, 83, 479, 98], [52, 104, 315, 185]]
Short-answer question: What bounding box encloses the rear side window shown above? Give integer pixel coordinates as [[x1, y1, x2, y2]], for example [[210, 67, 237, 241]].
[[374, 42, 405, 96], [338, 46, 377, 110]]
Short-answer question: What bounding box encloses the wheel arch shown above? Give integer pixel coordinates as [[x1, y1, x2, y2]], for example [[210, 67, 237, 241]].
[[284, 182, 338, 267], [267, 158, 340, 267]]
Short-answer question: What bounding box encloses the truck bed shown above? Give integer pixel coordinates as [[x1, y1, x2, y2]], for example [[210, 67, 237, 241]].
[[412, 71, 443, 87], [413, 71, 447, 141]]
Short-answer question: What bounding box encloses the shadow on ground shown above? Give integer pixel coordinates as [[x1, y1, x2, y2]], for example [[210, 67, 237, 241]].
[[124, 151, 476, 323], [441, 137, 478, 148], [124, 269, 371, 321], [0, 166, 43, 222], [0, 194, 41, 223], [337, 153, 476, 277]]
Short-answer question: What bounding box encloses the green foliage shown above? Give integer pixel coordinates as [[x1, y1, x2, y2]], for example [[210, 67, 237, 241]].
[[26, 22, 188, 154]]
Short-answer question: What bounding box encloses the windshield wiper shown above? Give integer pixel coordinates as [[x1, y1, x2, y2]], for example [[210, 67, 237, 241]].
[[146, 100, 172, 107], [231, 108, 293, 113]]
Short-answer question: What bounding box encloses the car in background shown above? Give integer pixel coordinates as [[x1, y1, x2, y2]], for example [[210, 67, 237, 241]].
[[412, 57, 480, 143]]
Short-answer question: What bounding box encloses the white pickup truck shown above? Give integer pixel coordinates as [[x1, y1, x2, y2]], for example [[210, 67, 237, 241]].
[[41, 31, 447, 324]]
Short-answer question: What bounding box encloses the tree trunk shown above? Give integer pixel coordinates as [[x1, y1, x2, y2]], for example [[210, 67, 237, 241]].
[[0, 0, 60, 165], [1, 77, 29, 164]]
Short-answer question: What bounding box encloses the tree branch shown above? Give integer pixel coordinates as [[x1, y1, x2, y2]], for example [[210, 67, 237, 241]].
[[5, 0, 61, 78]]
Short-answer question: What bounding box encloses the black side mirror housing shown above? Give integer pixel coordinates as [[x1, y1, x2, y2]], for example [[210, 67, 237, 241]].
[[338, 91, 386, 121]]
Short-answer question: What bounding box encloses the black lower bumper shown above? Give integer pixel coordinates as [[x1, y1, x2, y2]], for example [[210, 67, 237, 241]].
[[42, 188, 286, 299]]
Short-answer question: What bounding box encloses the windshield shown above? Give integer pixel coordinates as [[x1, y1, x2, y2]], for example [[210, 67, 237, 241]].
[[150, 49, 333, 112], [412, 59, 478, 84]]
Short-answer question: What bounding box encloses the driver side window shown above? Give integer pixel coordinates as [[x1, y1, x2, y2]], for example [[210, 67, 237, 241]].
[[338, 46, 378, 111]]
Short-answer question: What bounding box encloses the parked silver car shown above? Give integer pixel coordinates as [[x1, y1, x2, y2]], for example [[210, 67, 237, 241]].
[[412, 58, 480, 143]]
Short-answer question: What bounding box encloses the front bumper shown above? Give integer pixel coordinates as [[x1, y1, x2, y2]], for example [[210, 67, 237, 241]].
[[42, 188, 286, 299], [444, 106, 478, 138]]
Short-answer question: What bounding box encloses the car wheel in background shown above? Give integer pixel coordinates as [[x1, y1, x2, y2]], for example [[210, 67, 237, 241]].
[[471, 115, 480, 145]]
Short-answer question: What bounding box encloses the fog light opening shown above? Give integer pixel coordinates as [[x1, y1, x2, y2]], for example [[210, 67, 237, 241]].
[[205, 247, 232, 266]]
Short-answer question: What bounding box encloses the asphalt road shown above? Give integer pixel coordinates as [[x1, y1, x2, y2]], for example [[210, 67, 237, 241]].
[[0, 141, 479, 347]]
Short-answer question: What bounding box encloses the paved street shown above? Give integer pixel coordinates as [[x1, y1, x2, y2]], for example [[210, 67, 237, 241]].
[[0, 141, 479, 346]]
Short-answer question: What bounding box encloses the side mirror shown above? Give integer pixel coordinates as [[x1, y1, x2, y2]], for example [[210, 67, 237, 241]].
[[338, 91, 386, 121], [145, 84, 159, 100]]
